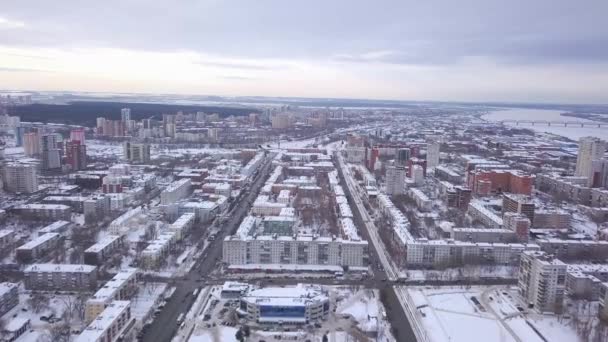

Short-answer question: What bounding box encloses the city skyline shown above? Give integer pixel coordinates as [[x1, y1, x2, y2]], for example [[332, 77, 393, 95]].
[[1, 0, 608, 103]]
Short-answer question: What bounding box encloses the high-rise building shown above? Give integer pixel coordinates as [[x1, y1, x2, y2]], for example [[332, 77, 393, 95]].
[[518, 251, 566, 313], [395, 148, 411, 166], [575, 137, 607, 184], [14, 126, 25, 147], [23, 132, 40, 156], [4, 163, 38, 193], [40, 134, 61, 170], [271, 113, 293, 129], [66, 140, 87, 171], [142, 119, 152, 129], [70, 128, 86, 145], [123, 142, 151, 164], [410, 165, 425, 185], [426, 139, 440, 169], [120, 108, 131, 122], [386, 166, 406, 195]]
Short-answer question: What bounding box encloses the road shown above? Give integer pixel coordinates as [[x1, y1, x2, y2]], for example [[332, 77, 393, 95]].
[[142, 154, 274, 342], [335, 152, 418, 342]]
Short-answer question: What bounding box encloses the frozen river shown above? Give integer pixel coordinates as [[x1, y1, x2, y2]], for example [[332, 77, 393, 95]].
[[483, 108, 608, 141]]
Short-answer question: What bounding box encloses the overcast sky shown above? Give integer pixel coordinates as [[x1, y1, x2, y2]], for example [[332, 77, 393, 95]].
[[1, 0, 607, 103]]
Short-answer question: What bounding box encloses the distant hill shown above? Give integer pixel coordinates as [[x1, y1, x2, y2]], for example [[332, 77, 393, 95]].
[[10, 101, 258, 127]]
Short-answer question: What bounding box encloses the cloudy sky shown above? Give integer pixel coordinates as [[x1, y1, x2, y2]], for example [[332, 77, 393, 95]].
[[1, 0, 607, 103]]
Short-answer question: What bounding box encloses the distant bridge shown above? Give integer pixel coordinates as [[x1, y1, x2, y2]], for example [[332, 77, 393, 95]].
[[500, 120, 608, 128]]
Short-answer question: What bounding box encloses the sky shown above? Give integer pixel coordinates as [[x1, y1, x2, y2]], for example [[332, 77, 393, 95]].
[[1, 0, 607, 103]]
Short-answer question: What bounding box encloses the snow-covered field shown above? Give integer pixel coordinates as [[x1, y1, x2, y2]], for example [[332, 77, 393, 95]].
[[408, 286, 581, 342]]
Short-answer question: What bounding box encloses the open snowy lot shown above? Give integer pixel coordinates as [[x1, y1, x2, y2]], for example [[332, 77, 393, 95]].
[[407, 286, 580, 342]]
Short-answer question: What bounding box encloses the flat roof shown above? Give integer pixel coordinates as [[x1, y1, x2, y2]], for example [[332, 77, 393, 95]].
[[24, 263, 97, 273], [17, 233, 60, 250], [76, 301, 131, 341]]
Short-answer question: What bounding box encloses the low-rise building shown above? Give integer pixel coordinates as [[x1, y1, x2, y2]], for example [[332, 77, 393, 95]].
[[11, 204, 71, 220], [76, 301, 136, 342], [0, 282, 18, 317], [237, 284, 330, 325], [16, 233, 61, 263], [24, 264, 98, 291], [84, 235, 125, 265], [85, 268, 138, 323]]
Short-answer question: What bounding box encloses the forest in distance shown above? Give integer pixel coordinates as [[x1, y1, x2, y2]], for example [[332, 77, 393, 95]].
[[7, 101, 258, 126]]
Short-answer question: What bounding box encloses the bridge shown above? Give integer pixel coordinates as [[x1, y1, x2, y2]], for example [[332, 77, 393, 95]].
[[500, 119, 608, 127]]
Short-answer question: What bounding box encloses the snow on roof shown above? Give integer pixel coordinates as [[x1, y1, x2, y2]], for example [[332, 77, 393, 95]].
[[0, 229, 15, 239], [0, 282, 17, 297], [338, 202, 353, 218], [24, 263, 97, 273], [279, 207, 295, 217], [142, 232, 177, 255], [236, 216, 258, 239], [17, 233, 59, 250], [84, 235, 122, 253], [76, 301, 131, 342], [221, 281, 250, 293], [39, 220, 70, 233], [171, 212, 196, 228], [13, 204, 70, 210], [242, 284, 328, 307], [340, 218, 360, 241], [163, 178, 191, 193], [89, 268, 137, 303], [469, 200, 504, 226]]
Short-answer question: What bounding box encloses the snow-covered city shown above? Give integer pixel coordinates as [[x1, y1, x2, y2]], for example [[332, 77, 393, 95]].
[[0, 90, 607, 342]]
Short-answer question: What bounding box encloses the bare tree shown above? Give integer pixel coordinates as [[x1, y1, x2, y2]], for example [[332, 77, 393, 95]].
[[27, 293, 50, 313]]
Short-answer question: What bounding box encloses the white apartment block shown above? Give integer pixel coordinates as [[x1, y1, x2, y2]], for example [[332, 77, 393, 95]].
[[406, 239, 538, 268], [468, 200, 503, 228], [160, 178, 192, 205], [408, 188, 432, 212], [518, 251, 567, 313], [85, 268, 138, 323], [168, 212, 195, 240], [575, 136, 606, 183], [426, 140, 440, 169], [12, 204, 71, 220], [223, 235, 368, 267], [76, 301, 135, 342], [386, 166, 406, 195], [3, 163, 38, 193], [140, 231, 177, 269]]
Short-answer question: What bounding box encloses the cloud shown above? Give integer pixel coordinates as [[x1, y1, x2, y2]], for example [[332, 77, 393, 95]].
[[0, 67, 52, 72], [0, 16, 25, 29], [220, 75, 259, 81], [0, 0, 607, 102], [197, 61, 286, 71]]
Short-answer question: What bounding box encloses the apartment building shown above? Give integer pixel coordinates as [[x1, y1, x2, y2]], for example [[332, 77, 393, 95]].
[[502, 193, 535, 223], [16, 233, 61, 263], [518, 251, 567, 313], [160, 178, 192, 205], [0, 282, 18, 317], [386, 166, 406, 195], [24, 264, 98, 291], [84, 235, 125, 265], [12, 204, 71, 220], [85, 268, 138, 323], [223, 234, 368, 268], [3, 163, 38, 193], [76, 301, 136, 342]]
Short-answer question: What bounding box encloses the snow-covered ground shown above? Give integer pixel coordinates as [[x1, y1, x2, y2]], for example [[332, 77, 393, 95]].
[[184, 285, 395, 342], [408, 286, 581, 342]]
